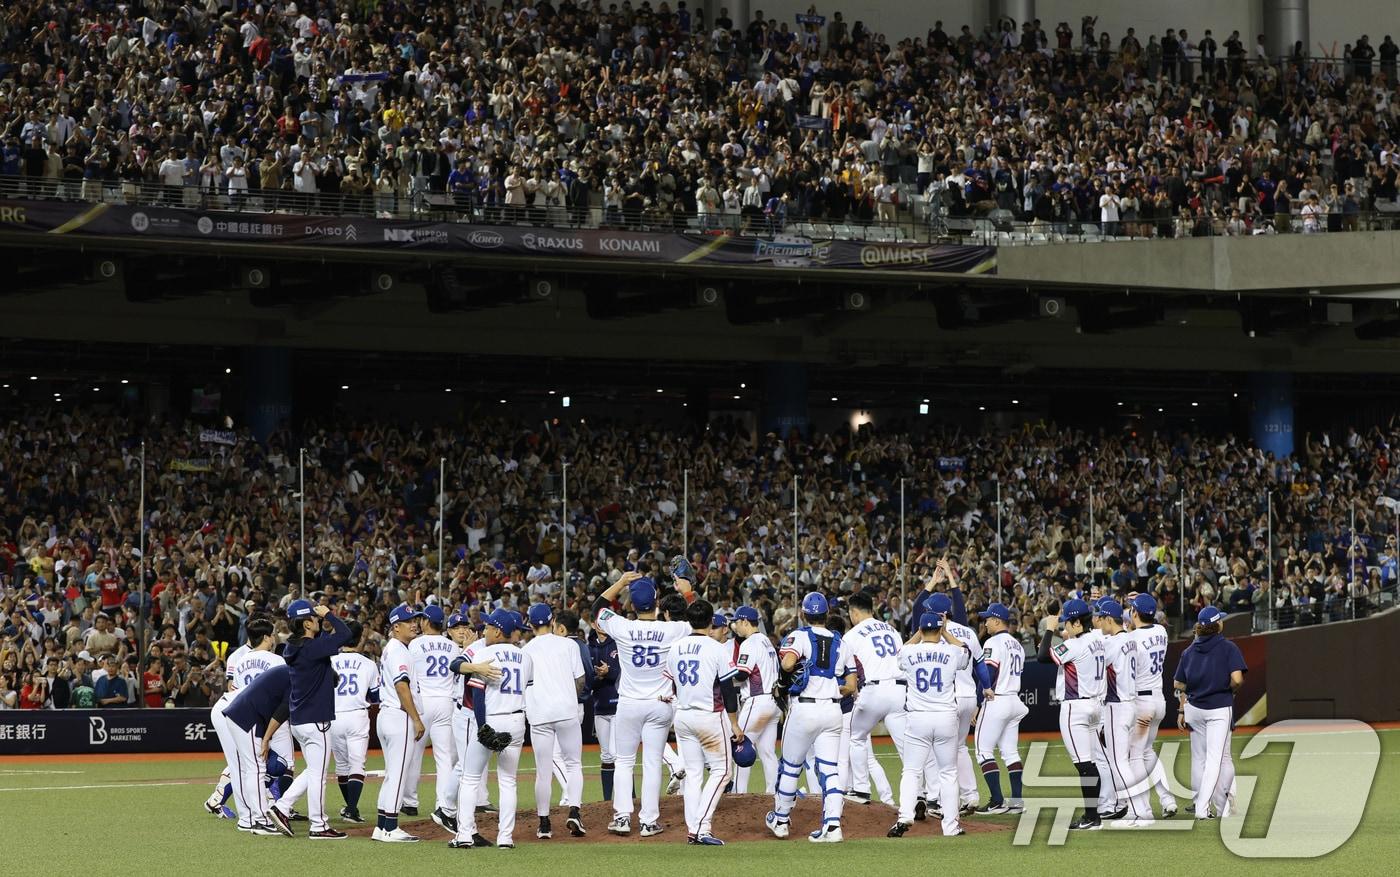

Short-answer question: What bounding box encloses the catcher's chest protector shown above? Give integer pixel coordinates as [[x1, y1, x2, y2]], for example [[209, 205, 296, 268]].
[[804, 628, 843, 679]]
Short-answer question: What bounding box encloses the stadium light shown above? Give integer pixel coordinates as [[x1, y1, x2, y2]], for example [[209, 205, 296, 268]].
[[831, 396, 838, 402], [562, 396, 571, 408], [121, 379, 129, 384], [445, 388, 452, 393], [29, 376, 36, 381], [656, 388, 663, 393], [733, 394, 741, 400], [225, 368, 232, 375], [340, 385, 349, 390], [978, 406, 986, 411], [919, 403, 929, 415], [740, 383, 746, 389], [1012, 399, 1019, 405]]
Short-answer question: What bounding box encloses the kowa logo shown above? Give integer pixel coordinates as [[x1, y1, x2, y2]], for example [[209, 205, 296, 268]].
[[468, 230, 504, 248]]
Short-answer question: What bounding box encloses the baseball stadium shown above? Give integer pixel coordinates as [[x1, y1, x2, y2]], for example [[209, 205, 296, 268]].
[[2, 1, 1400, 874]]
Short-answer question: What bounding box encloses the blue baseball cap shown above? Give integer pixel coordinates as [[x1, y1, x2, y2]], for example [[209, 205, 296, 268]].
[[734, 605, 761, 624], [507, 610, 525, 632], [1059, 598, 1091, 622], [286, 599, 315, 620], [983, 602, 1011, 622], [712, 613, 729, 629], [528, 603, 554, 627], [1130, 593, 1158, 616], [927, 593, 953, 615], [485, 609, 516, 635], [388, 603, 425, 625], [801, 591, 829, 615], [1094, 599, 1124, 621], [1197, 606, 1226, 626], [629, 576, 657, 611], [422, 604, 446, 627], [919, 612, 945, 631], [446, 612, 470, 629]]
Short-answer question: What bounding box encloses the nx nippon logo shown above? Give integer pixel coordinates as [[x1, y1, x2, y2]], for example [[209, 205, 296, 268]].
[[88, 716, 107, 745], [184, 723, 210, 741], [467, 230, 504, 248], [383, 228, 448, 244], [1010, 720, 1379, 858]]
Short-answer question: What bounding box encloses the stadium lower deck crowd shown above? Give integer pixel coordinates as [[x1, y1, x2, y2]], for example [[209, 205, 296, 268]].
[[1, 411, 1397, 709], [1, 2, 1399, 235]]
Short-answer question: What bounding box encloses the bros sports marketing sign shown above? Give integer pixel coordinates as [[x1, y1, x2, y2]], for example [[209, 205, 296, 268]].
[[0, 709, 221, 755]]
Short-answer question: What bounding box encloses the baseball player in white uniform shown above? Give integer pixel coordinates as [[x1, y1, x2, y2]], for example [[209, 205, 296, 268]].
[[887, 610, 971, 839], [926, 563, 990, 813], [665, 599, 744, 845], [766, 591, 847, 844], [972, 603, 1028, 815], [1039, 598, 1108, 830], [591, 570, 695, 837], [1086, 601, 1120, 817], [408, 605, 461, 833], [209, 618, 284, 829], [841, 591, 904, 807], [522, 603, 587, 839], [205, 622, 259, 820], [451, 609, 533, 849], [329, 622, 379, 824], [444, 610, 477, 816], [1127, 593, 1178, 817], [729, 606, 780, 793], [230, 628, 296, 813], [1097, 599, 1152, 827], [373, 604, 427, 842]]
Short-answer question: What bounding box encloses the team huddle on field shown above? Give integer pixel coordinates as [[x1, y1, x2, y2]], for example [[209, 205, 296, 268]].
[[200, 555, 1199, 845]]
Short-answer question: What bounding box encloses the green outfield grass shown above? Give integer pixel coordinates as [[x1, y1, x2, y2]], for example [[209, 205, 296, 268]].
[[2, 728, 1396, 876]]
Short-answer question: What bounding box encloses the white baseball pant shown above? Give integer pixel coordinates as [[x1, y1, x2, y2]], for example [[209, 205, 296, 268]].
[[230, 722, 269, 828], [456, 713, 526, 846], [734, 694, 780, 793], [448, 704, 471, 815], [1104, 701, 1151, 818], [375, 706, 417, 818], [399, 706, 430, 810], [897, 709, 961, 836], [275, 721, 332, 832], [848, 683, 904, 798], [775, 699, 843, 829], [1133, 692, 1177, 809], [205, 697, 236, 812], [664, 742, 684, 775], [674, 708, 734, 837], [416, 696, 457, 816], [1091, 704, 1116, 810], [954, 695, 979, 805], [612, 697, 676, 824], [330, 709, 370, 777], [974, 695, 1028, 766], [1185, 703, 1235, 818], [595, 714, 615, 765], [534, 717, 584, 815], [549, 705, 587, 807]]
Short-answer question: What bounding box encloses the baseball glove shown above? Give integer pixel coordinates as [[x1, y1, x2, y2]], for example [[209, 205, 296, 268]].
[[669, 554, 696, 582], [477, 724, 511, 752]]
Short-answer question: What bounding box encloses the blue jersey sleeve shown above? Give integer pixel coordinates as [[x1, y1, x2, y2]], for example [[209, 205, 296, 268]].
[[950, 586, 968, 627], [300, 613, 352, 662]]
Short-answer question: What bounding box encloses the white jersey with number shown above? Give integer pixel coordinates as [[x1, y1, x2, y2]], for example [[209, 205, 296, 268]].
[[465, 643, 532, 715], [777, 626, 848, 701], [331, 652, 380, 712], [1050, 633, 1106, 700], [223, 644, 251, 694], [665, 633, 738, 711], [1084, 629, 1107, 701], [1129, 624, 1169, 693], [898, 640, 969, 711], [380, 638, 413, 710], [845, 618, 904, 684], [228, 648, 285, 695], [593, 607, 691, 700], [410, 633, 460, 700], [1103, 630, 1138, 705], [981, 631, 1025, 696], [734, 633, 779, 699], [522, 632, 585, 724], [945, 619, 982, 698]]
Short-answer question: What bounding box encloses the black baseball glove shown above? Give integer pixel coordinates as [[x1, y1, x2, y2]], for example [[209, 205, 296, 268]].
[[478, 724, 512, 752], [670, 554, 697, 582]]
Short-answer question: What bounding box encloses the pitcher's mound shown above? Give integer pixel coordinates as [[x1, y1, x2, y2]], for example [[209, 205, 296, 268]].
[[347, 795, 1012, 844]]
